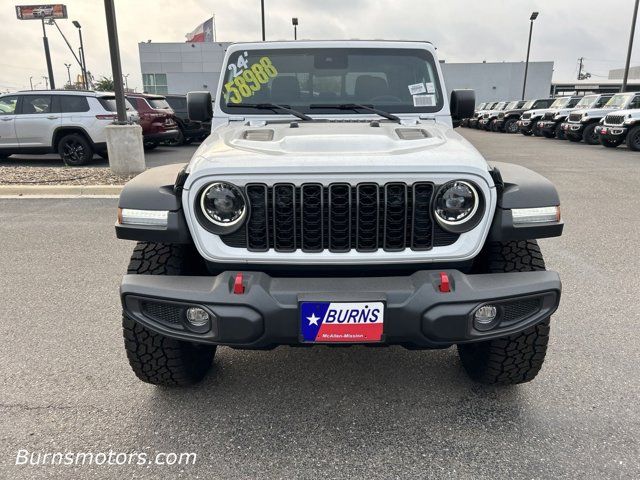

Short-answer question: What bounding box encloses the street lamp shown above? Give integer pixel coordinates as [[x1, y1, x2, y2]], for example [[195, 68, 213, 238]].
[[73, 20, 88, 89], [64, 63, 72, 86], [29, 76, 34, 90], [521, 11, 539, 100], [622, 0, 640, 92], [260, 0, 265, 41], [123, 73, 129, 91], [292, 17, 298, 40]]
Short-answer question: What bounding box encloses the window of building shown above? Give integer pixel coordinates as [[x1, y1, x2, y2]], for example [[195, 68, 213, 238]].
[[143, 73, 168, 94]]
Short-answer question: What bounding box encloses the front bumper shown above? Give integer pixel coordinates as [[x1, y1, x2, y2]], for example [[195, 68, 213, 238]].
[[538, 120, 558, 133], [562, 122, 586, 135], [595, 124, 627, 139], [517, 119, 535, 132], [121, 270, 561, 349]]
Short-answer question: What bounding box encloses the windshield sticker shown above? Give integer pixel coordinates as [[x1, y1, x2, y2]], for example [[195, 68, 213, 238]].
[[413, 94, 435, 107], [224, 56, 279, 104], [408, 83, 426, 95], [425, 82, 435, 94]]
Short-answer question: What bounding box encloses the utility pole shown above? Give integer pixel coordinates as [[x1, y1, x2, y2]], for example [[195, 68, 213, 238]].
[[260, 0, 265, 40], [577, 57, 591, 80], [64, 63, 72, 86], [522, 11, 539, 100], [104, 0, 127, 123], [41, 19, 55, 89], [622, 0, 640, 92], [292, 17, 298, 40], [29, 76, 34, 90]]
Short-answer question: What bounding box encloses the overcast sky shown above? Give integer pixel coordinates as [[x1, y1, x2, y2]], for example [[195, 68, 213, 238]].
[[0, 0, 636, 92]]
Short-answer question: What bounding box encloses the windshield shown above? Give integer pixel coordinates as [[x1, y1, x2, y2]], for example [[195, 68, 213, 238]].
[[477, 102, 486, 110], [505, 101, 519, 110], [574, 96, 597, 109], [606, 93, 633, 108], [550, 97, 571, 108], [220, 47, 444, 115], [493, 102, 506, 110], [522, 100, 535, 109]]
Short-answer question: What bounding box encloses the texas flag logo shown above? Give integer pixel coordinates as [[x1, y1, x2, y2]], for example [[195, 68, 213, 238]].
[[300, 302, 384, 343]]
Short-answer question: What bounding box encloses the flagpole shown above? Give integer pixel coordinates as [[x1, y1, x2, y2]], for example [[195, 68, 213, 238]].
[[212, 14, 216, 42]]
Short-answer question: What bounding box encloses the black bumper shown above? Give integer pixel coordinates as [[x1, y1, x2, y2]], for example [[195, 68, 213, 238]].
[[516, 119, 535, 133], [121, 270, 561, 349], [538, 120, 558, 134], [144, 129, 180, 143], [595, 124, 627, 140]]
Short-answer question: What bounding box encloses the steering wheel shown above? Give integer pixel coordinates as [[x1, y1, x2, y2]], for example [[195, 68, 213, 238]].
[[368, 95, 403, 103]]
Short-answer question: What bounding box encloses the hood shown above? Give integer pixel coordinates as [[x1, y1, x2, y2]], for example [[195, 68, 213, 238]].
[[604, 108, 639, 118], [186, 121, 490, 181], [524, 108, 551, 117], [571, 107, 618, 118]]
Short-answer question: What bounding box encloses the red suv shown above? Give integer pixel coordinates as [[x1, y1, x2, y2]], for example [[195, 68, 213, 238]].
[[126, 93, 179, 149]]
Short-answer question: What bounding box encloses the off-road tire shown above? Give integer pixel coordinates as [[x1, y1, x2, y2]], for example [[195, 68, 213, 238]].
[[582, 123, 600, 145], [0, 153, 9, 160], [504, 118, 518, 134], [567, 133, 582, 142], [122, 242, 215, 386], [458, 240, 550, 385], [521, 130, 532, 136], [532, 123, 543, 137], [58, 133, 93, 166], [164, 127, 185, 147], [555, 123, 566, 140], [542, 131, 555, 139], [626, 125, 640, 151]]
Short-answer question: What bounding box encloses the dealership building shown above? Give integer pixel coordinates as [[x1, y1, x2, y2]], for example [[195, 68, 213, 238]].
[[139, 41, 554, 102]]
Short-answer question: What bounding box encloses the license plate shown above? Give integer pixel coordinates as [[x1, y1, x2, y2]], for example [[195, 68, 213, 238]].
[[300, 302, 384, 343]]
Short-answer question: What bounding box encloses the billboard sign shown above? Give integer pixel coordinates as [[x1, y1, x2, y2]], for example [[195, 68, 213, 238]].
[[15, 4, 68, 20]]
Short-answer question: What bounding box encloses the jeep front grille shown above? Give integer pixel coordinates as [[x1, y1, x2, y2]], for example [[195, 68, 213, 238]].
[[605, 114, 625, 125], [522, 112, 531, 120], [543, 112, 555, 120], [498, 112, 505, 119], [221, 183, 460, 253], [568, 113, 582, 122]]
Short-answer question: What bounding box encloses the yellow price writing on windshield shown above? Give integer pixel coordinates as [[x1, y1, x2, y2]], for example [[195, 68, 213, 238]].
[[225, 57, 278, 104]]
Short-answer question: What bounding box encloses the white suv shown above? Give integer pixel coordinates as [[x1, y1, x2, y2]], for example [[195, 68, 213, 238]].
[[0, 90, 138, 166]]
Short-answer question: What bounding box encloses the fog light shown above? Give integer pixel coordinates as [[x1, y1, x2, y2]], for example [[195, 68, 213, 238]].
[[185, 307, 210, 327], [473, 305, 499, 331]]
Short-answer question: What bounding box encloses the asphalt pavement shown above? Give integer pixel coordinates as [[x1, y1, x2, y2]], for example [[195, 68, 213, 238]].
[[1, 129, 639, 479]]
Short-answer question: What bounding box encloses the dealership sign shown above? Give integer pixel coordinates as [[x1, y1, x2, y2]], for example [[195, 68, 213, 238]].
[[15, 4, 67, 20]]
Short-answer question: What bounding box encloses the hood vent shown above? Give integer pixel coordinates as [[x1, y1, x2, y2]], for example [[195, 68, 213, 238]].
[[395, 128, 430, 140], [242, 129, 274, 141]]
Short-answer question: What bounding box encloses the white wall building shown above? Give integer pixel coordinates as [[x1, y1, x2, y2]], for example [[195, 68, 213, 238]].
[[139, 42, 554, 102]]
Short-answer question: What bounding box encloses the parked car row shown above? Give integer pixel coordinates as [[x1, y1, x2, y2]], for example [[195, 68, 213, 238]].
[[462, 92, 640, 150], [0, 90, 211, 166]]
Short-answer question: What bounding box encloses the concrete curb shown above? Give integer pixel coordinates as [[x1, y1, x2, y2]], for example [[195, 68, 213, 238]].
[[0, 185, 123, 196]]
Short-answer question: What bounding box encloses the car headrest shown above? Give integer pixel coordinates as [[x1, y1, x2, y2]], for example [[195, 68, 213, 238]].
[[355, 75, 388, 100]]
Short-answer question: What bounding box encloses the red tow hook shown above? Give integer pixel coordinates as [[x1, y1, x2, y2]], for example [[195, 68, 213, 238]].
[[438, 272, 451, 293], [233, 272, 245, 294]]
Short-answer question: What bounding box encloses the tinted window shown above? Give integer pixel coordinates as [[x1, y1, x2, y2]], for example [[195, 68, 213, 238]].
[[99, 97, 136, 112], [59, 95, 90, 113], [21, 95, 51, 114], [594, 96, 612, 108], [0, 95, 19, 114], [148, 99, 171, 109], [166, 96, 187, 110]]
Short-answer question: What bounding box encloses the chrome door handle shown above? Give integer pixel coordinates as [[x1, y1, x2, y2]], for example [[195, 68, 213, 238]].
[[46, 115, 59, 120], [0, 117, 13, 121]]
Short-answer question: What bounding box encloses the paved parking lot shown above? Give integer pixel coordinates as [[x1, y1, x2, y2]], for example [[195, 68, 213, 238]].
[[1, 130, 639, 479]]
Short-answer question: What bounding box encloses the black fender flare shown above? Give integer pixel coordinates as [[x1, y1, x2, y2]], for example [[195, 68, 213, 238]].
[[488, 162, 563, 241], [116, 163, 193, 243]]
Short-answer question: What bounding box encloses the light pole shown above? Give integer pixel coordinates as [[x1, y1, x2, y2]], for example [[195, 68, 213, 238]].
[[29, 76, 34, 90], [522, 11, 539, 100], [64, 63, 72, 86], [292, 17, 298, 40], [43, 76, 49, 89], [123, 73, 129, 91], [41, 19, 55, 89], [260, 0, 265, 40], [73, 21, 88, 89], [622, 0, 640, 92]]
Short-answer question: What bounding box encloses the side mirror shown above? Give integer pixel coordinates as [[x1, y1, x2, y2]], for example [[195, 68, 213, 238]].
[[187, 91, 213, 122], [450, 89, 475, 128]]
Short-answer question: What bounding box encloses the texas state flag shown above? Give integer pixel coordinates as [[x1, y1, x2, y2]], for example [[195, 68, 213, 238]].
[[186, 17, 214, 43], [300, 302, 384, 343]]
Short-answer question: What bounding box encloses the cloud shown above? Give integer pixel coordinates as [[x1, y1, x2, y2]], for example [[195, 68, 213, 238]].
[[0, 0, 637, 92]]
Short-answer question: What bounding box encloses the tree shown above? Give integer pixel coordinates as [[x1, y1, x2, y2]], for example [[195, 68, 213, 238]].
[[94, 76, 114, 91]]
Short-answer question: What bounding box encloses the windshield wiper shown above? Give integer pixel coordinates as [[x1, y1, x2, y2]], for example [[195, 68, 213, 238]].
[[309, 103, 401, 123], [226, 102, 312, 121]]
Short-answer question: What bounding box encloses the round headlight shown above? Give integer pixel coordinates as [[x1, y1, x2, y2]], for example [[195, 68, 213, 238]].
[[434, 180, 481, 231], [199, 182, 247, 231]]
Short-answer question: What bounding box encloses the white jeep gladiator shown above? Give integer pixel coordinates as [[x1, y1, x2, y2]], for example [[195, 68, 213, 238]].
[[115, 41, 563, 387]]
